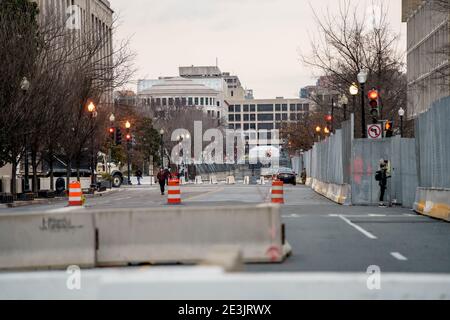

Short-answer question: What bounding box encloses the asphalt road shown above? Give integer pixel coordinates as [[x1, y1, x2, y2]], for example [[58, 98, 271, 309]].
[[1, 183, 449, 274]]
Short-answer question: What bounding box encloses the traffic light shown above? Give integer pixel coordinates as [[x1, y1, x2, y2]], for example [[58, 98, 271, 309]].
[[385, 121, 393, 138], [368, 88, 379, 123], [115, 128, 122, 145], [109, 127, 115, 141], [126, 133, 132, 142], [324, 114, 333, 133]]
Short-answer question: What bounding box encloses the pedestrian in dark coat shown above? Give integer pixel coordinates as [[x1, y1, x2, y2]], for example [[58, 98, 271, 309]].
[[157, 168, 166, 195]]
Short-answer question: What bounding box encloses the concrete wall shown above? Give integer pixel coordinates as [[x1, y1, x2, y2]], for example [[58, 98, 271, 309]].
[[0, 211, 96, 270]]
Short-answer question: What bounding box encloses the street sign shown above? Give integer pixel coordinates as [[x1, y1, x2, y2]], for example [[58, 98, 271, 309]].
[[367, 124, 382, 140]]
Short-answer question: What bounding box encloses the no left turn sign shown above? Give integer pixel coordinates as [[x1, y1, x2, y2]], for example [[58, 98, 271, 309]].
[[367, 124, 382, 140]]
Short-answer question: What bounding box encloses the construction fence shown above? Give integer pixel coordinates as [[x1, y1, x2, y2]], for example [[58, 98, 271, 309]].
[[303, 114, 419, 207]]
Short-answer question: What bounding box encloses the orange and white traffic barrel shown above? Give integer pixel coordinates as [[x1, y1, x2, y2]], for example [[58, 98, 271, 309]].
[[69, 181, 83, 206], [168, 179, 181, 205], [271, 180, 284, 204]]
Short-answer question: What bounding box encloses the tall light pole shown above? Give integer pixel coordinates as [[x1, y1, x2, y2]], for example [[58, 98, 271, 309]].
[[159, 129, 165, 168], [315, 126, 322, 142], [125, 120, 132, 185], [357, 70, 369, 138], [87, 102, 97, 187], [108, 114, 115, 186], [340, 94, 349, 121], [398, 107, 405, 138], [20, 77, 30, 194], [349, 82, 359, 116]]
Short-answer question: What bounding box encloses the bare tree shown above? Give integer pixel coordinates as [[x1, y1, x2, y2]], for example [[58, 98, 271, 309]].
[[301, 0, 408, 139]]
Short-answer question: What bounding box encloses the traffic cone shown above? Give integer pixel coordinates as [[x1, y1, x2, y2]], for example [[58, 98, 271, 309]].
[[168, 179, 181, 205], [68, 181, 83, 206], [271, 180, 284, 204]]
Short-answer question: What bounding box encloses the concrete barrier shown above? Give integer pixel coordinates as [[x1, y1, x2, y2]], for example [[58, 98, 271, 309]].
[[305, 177, 313, 187], [258, 177, 266, 185], [209, 176, 218, 184], [80, 178, 91, 190], [39, 178, 51, 190], [310, 178, 351, 205], [226, 176, 236, 185], [414, 187, 450, 222], [195, 176, 203, 184], [180, 176, 187, 185], [94, 204, 290, 266], [0, 211, 96, 270], [243, 176, 250, 185]]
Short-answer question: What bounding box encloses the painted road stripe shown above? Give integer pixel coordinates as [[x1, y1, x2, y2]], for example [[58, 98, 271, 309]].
[[338, 215, 378, 240], [391, 252, 408, 261]]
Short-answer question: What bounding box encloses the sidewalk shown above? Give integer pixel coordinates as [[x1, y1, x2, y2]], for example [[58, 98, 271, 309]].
[[0, 188, 120, 209]]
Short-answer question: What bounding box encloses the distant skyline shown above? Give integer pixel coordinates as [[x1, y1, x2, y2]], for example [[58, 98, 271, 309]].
[[111, 0, 406, 99]]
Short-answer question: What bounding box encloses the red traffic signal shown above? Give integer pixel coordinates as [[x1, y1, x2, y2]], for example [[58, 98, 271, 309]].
[[109, 127, 115, 134], [324, 114, 333, 122], [126, 133, 132, 141], [368, 89, 379, 100]]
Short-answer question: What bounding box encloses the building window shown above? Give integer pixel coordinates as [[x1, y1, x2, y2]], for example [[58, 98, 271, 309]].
[[244, 114, 249, 121], [276, 114, 281, 121], [200, 97, 204, 105], [229, 124, 234, 130], [181, 98, 187, 106], [207, 110, 211, 116], [217, 101, 220, 107], [231, 91, 234, 97], [188, 97, 193, 106], [210, 98, 213, 105], [228, 105, 234, 112], [290, 104, 296, 111], [205, 97, 209, 106], [250, 123, 256, 130], [259, 123, 274, 130], [235, 114, 241, 122], [250, 105, 256, 112], [235, 124, 241, 130], [244, 124, 250, 130], [168, 98, 174, 106], [162, 98, 167, 105], [228, 114, 234, 122], [282, 104, 287, 111], [258, 114, 274, 121], [275, 104, 281, 111], [217, 111, 220, 118], [297, 104, 303, 111], [258, 104, 274, 112], [235, 105, 241, 113], [282, 114, 288, 121], [195, 97, 199, 105], [250, 114, 256, 121], [243, 105, 249, 112]]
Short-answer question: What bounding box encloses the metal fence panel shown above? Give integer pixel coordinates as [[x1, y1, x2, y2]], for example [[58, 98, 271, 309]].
[[416, 96, 450, 189]]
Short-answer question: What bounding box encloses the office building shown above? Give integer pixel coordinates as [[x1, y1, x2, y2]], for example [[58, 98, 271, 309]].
[[402, 0, 450, 118]]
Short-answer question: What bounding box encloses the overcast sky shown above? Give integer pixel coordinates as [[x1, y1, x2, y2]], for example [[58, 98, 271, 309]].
[[111, 0, 405, 99]]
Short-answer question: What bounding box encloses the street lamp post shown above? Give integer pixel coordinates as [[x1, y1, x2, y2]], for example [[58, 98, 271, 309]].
[[87, 102, 97, 188], [21, 77, 30, 194], [340, 94, 349, 121], [349, 82, 359, 116], [398, 107, 405, 138], [125, 121, 132, 185], [357, 70, 369, 138], [315, 126, 322, 142], [108, 114, 115, 189], [159, 129, 164, 168], [331, 98, 336, 133]]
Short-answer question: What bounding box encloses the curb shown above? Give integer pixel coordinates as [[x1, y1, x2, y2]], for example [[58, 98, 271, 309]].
[[3, 189, 120, 209]]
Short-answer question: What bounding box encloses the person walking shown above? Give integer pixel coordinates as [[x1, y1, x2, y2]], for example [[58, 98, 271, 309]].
[[301, 168, 307, 185], [157, 168, 167, 195], [135, 168, 143, 186], [376, 159, 390, 207]]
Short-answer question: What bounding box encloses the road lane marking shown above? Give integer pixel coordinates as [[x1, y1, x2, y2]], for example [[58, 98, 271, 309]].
[[338, 215, 378, 240], [184, 187, 224, 201], [47, 206, 84, 213], [391, 252, 408, 261]]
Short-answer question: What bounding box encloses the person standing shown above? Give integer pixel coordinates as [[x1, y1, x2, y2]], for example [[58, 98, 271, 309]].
[[157, 168, 166, 195], [135, 168, 143, 186], [376, 160, 389, 207]]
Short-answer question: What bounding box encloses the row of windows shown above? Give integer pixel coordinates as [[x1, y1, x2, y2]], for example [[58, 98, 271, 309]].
[[228, 103, 310, 113], [142, 97, 220, 107], [228, 124, 282, 131], [228, 113, 305, 122]]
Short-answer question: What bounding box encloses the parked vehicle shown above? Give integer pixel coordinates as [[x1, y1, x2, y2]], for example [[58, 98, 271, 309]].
[[276, 167, 297, 185]]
